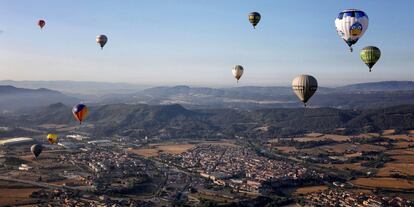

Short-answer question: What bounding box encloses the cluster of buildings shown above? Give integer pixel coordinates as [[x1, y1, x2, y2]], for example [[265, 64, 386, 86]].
[[160, 144, 323, 193], [61, 145, 151, 192], [30, 189, 155, 207], [303, 189, 412, 207]]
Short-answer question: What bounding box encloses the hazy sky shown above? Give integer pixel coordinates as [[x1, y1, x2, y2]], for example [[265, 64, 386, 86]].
[[0, 0, 413, 87]]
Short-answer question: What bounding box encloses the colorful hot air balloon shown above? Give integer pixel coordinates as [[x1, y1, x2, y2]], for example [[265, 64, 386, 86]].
[[360, 46, 381, 72], [47, 134, 58, 144], [96, 35, 108, 49], [335, 9, 368, 52], [292, 75, 318, 107], [72, 104, 88, 124], [232, 65, 244, 83], [248, 12, 261, 29], [31, 144, 43, 158], [38, 20, 46, 29]]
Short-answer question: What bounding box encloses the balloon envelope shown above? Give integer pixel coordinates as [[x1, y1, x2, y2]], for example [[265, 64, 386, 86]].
[[31, 144, 43, 158], [248, 12, 261, 28], [360, 46, 381, 72], [232, 65, 244, 83], [72, 104, 88, 124], [47, 133, 58, 144], [38, 20, 45, 29], [335, 9, 368, 52], [96, 35, 108, 49], [292, 75, 318, 106]]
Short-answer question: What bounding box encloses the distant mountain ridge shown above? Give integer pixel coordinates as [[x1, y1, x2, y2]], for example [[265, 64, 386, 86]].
[[0, 85, 79, 112], [339, 81, 414, 91], [2, 81, 414, 111], [0, 80, 148, 95], [99, 81, 414, 109]]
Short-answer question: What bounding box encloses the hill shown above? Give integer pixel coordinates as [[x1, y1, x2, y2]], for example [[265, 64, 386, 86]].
[[339, 81, 414, 91], [10, 103, 414, 139], [99, 82, 414, 109], [0, 85, 79, 112]]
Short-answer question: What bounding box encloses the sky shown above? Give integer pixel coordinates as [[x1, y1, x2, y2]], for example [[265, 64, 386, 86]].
[[0, 0, 413, 87]]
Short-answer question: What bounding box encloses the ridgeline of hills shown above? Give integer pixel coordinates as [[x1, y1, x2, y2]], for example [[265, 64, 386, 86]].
[[1, 81, 414, 112], [0, 80, 146, 95], [0, 86, 79, 112], [7, 103, 414, 139], [99, 81, 414, 109]]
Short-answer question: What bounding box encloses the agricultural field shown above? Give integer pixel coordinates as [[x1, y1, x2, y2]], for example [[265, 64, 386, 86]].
[[0, 188, 39, 206], [292, 185, 328, 196], [130, 140, 237, 158], [294, 134, 350, 142], [275, 146, 298, 153], [377, 163, 414, 177], [384, 134, 414, 142], [351, 178, 414, 190], [320, 163, 367, 171], [130, 143, 195, 158]]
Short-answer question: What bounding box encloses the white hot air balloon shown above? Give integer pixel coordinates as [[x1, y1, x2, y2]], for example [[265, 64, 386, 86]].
[[96, 35, 108, 50], [292, 75, 318, 107], [335, 9, 369, 52], [232, 65, 244, 83]]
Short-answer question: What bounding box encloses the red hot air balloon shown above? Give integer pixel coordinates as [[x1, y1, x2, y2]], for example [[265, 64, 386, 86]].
[[38, 20, 46, 29], [72, 104, 88, 124]]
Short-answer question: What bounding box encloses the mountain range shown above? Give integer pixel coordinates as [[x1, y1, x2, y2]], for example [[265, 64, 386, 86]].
[[0, 86, 79, 113], [98, 81, 414, 109], [6, 103, 414, 139], [1, 81, 414, 112]]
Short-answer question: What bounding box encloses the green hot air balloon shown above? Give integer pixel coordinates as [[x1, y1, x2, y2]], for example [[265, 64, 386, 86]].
[[248, 12, 261, 29], [360, 46, 381, 72]]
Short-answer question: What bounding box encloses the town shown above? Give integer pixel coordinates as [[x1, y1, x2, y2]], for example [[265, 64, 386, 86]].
[[1, 130, 413, 206]]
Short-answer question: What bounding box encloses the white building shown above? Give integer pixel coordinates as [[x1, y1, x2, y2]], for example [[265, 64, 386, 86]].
[[19, 164, 32, 171]]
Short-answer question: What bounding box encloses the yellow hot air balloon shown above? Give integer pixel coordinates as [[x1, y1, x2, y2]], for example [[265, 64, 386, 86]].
[[47, 134, 58, 144]]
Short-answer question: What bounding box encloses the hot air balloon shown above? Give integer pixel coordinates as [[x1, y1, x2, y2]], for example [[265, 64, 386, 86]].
[[335, 9, 368, 52], [232, 65, 244, 83], [248, 12, 261, 29], [31, 144, 43, 159], [38, 20, 45, 29], [360, 46, 381, 72], [96, 35, 108, 49], [72, 104, 88, 124], [47, 134, 58, 144], [292, 75, 318, 107]]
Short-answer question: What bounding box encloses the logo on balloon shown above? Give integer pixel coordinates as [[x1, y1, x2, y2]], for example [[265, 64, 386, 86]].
[[350, 22, 363, 36]]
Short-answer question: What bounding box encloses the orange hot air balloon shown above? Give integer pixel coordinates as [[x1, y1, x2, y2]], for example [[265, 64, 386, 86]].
[[38, 20, 46, 29], [72, 104, 88, 124]]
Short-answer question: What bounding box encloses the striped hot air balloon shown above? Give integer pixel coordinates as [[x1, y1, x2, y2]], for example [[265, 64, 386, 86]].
[[292, 75, 318, 107], [360, 46, 381, 72], [248, 12, 261, 29], [72, 104, 88, 124]]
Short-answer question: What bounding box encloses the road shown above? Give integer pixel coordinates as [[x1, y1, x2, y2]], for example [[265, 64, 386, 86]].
[[0, 175, 93, 191]]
